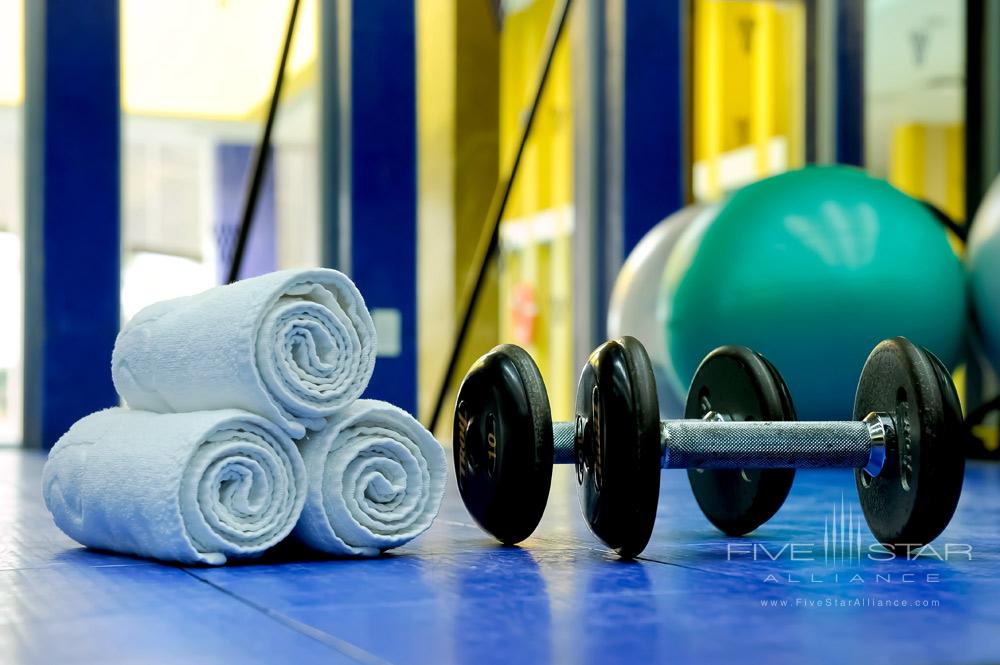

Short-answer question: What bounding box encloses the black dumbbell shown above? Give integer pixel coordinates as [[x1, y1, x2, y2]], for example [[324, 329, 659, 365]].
[[453, 336, 790, 549], [454, 336, 965, 559], [453, 337, 796, 552]]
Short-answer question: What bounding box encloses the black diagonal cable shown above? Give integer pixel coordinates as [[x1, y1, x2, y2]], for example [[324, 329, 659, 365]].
[[227, 0, 302, 284], [426, 0, 574, 432], [922, 200, 967, 243]]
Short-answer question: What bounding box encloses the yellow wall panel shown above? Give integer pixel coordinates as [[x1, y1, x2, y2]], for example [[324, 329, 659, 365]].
[[498, 0, 574, 419], [0, 0, 22, 105], [416, 0, 500, 434], [889, 123, 965, 223], [889, 124, 927, 201], [692, 0, 805, 201], [122, 0, 317, 120]]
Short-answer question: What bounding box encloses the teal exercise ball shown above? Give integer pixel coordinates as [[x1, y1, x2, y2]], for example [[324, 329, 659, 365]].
[[654, 205, 723, 403], [662, 165, 966, 420], [968, 175, 1000, 372], [608, 204, 714, 418]]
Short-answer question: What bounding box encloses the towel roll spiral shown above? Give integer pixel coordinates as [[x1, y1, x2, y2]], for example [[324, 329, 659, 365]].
[[42, 409, 306, 565], [294, 400, 447, 556], [112, 269, 377, 438]]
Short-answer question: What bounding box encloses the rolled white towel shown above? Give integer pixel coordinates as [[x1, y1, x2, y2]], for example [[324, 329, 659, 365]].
[[294, 400, 447, 556], [42, 408, 306, 565], [112, 268, 377, 438]]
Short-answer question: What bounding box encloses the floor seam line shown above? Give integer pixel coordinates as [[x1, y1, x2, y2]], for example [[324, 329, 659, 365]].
[[178, 568, 397, 665], [633, 554, 745, 577]]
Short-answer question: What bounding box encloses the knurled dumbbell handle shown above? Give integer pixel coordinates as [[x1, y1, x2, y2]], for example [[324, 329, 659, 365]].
[[662, 414, 889, 476], [553, 421, 576, 464], [551, 413, 890, 476]]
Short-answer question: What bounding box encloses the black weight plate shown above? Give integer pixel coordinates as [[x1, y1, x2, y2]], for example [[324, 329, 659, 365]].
[[854, 337, 965, 547], [575, 336, 661, 559], [454, 344, 553, 545], [685, 346, 797, 536]]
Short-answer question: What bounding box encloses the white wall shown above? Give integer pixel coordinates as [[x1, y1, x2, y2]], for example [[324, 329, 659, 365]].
[[865, 0, 965, 176]]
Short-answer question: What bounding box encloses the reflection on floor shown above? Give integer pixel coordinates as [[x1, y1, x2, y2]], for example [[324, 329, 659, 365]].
[[2, 448, 999, 664]]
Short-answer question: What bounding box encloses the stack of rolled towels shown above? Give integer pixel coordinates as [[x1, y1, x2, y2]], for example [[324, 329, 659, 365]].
[[42, 269, 447, 564]]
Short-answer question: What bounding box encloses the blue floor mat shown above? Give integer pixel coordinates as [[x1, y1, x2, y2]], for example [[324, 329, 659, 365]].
[[3, 448, 998, 664]]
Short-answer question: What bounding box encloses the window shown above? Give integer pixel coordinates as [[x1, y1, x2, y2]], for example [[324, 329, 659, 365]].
[[0, 0, 23, 444], [120, 0, 321, 322]]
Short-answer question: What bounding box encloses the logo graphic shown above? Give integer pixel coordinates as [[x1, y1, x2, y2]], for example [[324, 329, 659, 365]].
[[726, 494, 972, 569], [824, 495, 863, 566]]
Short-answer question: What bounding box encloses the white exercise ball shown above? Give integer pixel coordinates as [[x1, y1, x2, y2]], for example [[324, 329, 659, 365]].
[[608, 204, 708, 418], [968, 174, 1000, 373]]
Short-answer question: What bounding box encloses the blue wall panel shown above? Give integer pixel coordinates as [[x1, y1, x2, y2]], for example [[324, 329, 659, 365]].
[[23, 0, 121, 449], [621, 1, 687, 253], [320, 0, 418, 414], [835, 0, 865, 166], [342, 0, 418, 415]]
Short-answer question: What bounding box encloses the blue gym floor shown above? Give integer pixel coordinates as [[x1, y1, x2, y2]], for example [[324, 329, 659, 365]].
[[2, 448, 999, 665]]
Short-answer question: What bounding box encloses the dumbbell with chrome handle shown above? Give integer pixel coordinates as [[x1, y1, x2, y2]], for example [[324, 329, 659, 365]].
[[454, 336, 964, 558], [453, 336, 795, 549]]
